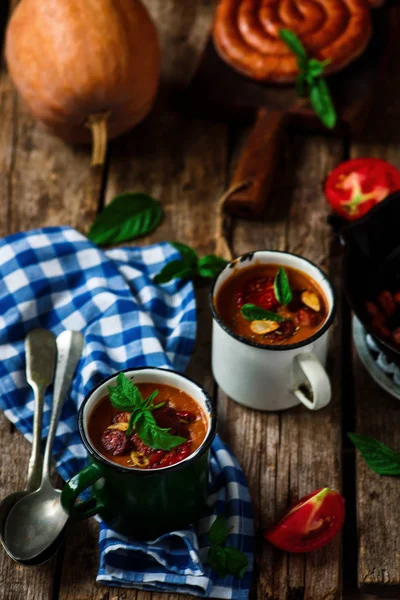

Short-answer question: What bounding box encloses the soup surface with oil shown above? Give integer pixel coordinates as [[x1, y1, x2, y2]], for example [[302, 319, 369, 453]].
[[88, 382, 208, 469], [215, 263, 328, 346]]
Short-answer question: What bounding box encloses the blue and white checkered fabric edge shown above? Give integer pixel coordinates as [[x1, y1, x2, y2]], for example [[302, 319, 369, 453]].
[[97, 436, 254, 599], [0, 226, 254, 598]]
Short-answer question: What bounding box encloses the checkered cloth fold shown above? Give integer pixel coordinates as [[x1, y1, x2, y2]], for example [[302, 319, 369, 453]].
[[0, 227, 253, 599]]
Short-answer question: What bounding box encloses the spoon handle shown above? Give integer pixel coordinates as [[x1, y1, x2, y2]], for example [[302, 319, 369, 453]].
[[41, 331, 84, 488], [25, 329, 57, 491]]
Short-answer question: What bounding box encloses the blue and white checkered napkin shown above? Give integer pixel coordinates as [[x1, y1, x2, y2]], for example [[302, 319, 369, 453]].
[[0, 227, 253, 599]]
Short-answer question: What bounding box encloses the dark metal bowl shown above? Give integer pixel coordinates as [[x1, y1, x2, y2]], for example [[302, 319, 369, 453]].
[[343, 191, 400, 367]]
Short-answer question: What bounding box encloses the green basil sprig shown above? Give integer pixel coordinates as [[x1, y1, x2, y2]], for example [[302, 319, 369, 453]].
[[348, 433, 400, 476], [108, 373, 185, 451], [274, 266, 292, 305], [154, 242, 229, 284], [241, 303, 284, 322], [279, 29, 337, 129], [87, 193, 163, 246], [207, 516, 248, 578]]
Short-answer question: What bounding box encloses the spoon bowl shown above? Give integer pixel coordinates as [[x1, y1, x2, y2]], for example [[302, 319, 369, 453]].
[[4, 487, 67, 561]]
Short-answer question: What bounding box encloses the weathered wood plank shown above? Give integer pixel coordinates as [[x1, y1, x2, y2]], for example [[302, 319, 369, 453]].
[[0, 2, 104, 598], [57, 1, 226, 598], [349, 16, 400, 594], [220, 133, 344, 600]]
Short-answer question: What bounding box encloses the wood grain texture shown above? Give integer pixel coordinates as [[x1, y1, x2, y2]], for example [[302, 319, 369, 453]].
[[57, 1, 225, 599], [219, 133, 345, 600], [0, 0, 104, 597], [0, 0, 398, 597], [349, 16, 400, 593]]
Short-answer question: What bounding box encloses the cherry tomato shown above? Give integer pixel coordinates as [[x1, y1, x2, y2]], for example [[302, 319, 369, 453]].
[[264, 488, 345, 553], [236, 276, 279, 310], [324, 158, 400, 220]]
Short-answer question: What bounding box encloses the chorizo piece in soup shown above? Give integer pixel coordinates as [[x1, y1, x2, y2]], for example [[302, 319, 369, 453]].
[[88, 378, 208, 469], [216, 264, 328, 346]]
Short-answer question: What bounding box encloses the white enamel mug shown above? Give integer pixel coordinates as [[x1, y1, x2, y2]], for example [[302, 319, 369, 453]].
[[210, 251, 336, 411]]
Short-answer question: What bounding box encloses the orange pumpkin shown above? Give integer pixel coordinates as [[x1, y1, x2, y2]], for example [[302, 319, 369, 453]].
[[5, 0, 160, 165]]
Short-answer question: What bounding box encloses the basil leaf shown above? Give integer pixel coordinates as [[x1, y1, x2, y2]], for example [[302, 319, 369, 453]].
[[274, 266, 293, 305], [348, 433, 400, 476], [207, 545, 248, 578], [224, 547, 248, 579], [209, 516, 229, 546], [241, 304, 284, 322], [310, 78, 337, 130], [87, 193, 163, 246], [119, 373, 143, 407], [154, 261, 196, 284], [126, 407, 143, 437], [143, 390, 159, 409], [279, 29, 307, 62], [136, 412, 186, 451], [198, 255, 229, 279], [307, 58, 325, 78], [108, 379, 138, 411], [150, 401, 167, 411], [171, 242, 199, 267], [207, 545, 227, 577]]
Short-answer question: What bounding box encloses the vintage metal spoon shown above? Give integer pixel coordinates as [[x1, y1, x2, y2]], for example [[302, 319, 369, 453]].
[[0, 329, 57, 561], [3, 330, 84, 563]]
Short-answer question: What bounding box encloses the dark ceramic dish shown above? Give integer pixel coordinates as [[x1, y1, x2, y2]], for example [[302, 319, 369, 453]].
[[343, 191, 400, 367]]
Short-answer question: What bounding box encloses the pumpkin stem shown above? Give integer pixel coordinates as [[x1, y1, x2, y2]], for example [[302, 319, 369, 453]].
[[85, 112, 111, 166]]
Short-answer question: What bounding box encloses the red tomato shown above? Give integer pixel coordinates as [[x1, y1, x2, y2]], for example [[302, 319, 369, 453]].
[[324, 158, 400, 220], [236, 276, 279, 310], [264, 488, 345, 553]]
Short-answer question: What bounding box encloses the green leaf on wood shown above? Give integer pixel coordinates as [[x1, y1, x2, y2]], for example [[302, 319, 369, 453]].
[[309, 78, 337, 130], [87, 193, 163, 246], [197, 255, 229, 279], [171, 242, 199, 267], [154, 243, 228, 284], [348, 433, 400, 476], [153, 261, 196, 284]]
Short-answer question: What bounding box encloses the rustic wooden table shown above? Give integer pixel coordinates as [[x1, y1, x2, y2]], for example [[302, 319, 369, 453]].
[[1, 1, 399, 599]]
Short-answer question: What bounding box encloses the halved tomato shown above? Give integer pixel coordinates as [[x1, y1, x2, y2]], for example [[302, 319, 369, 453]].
[[264, 488, 345, 553], [324, 158, 400, 220], [236, 275, 279, 310]]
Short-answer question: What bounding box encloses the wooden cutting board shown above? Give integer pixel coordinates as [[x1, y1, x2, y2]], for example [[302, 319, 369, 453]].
[[185, 2, 399, 218]]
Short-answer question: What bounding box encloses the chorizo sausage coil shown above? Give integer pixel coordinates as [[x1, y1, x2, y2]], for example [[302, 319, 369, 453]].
[[213, 0, 373, 83]]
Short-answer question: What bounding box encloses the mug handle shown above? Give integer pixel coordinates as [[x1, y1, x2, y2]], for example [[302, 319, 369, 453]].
[[293, 352, 331, 411], [61, 462, 105, 519]]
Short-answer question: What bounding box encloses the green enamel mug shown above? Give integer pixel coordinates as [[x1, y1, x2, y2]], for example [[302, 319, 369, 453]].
[[61, 367, 216, 540]]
